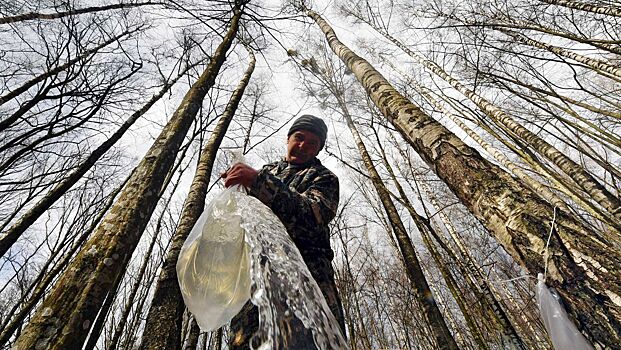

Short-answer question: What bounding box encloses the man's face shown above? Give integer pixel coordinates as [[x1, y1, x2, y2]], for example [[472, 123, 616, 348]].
[[286, 130, 322, 164]]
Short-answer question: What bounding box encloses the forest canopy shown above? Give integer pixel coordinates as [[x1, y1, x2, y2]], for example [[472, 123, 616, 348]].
[[0, 0, 619, 349]]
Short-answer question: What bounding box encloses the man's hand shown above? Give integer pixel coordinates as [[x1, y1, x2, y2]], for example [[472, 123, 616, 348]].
[[221, 162, 258, 188]]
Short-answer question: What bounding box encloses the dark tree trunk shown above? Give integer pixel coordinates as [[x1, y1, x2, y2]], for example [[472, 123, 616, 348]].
[[138, 47, 254, 349], [12, 7, 242, 350]]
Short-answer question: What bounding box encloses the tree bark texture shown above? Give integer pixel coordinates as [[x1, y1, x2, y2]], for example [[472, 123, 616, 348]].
[[339, 99, 459, 349], [431, 11, 621, 56], [308, 9, 621, 348], [497, 28, 621, 79], [12, 9, 241, 350], [364, 20, 621, 227], [139, 47, 254, 350], [406, 160, 533, 350], [0, 175, 128, 347], [380, 56, 570, 214], [106, 178, 178, 350], [82, 266, 125, 350], [539, 0, 621, 18], [487, 19, 621, 55], [375, 131, 521, 350]]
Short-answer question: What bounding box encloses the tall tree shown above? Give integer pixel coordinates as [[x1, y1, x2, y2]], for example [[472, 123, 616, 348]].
[[340, 80, 459, 350], [0, 172, 130, 347], [293, 46, 459, 348], [139, 47, 255, 350], [12, 4, 244, 349], [302, 4, 621, 347], [341, 3, 621, 228]]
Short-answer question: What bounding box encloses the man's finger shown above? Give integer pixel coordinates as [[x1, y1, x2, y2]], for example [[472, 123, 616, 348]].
[[221, 166, 233, 178], [224, 173, 238, 188]]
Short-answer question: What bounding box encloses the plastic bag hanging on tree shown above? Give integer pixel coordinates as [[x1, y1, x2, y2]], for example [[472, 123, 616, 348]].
[[176, 186, 252, 331], [536, 273, 593, 350]]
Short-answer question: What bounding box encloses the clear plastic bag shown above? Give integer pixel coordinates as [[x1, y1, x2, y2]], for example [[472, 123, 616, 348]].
[[536, 273, 593, 350], [177, 186, 252, 331]]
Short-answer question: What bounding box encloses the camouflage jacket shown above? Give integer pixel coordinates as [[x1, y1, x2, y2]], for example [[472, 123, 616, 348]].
[[248, 157, 339, 262], [230, 157, 346, 346]]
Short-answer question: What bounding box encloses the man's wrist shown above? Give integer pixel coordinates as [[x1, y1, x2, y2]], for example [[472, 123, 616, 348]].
[[248, 167, 266, 195]]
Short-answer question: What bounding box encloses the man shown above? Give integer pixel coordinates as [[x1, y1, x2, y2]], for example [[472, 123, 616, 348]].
[[223, 114, 346, 349]]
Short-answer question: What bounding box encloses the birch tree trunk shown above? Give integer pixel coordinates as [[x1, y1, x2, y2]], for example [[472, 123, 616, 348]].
[[338, 97, 458, 349], [429, 11, 621, 56], [139, 48, 255, 350], [306, 7, 621, 348], [399, 150, 535, 349], [487, 19, 621, 56], [431, 87, 619, 234], [379, 55, 570, 213], [497, 28, 621, 80], [350, 12, 621, 226], [11, 7, 242, 350], [82, 266, 124, 350], [539, 0, 621, 18], [106, 174, 181, 350], [373, 130, 524, 350]]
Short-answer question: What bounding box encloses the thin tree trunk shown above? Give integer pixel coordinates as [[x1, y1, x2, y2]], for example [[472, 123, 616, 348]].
[[372, 131, 497, 350], [307, 8, 621, 348], [335, 219, 369, 350], [539, 0, 621, 18], [419, 180, 530, 348], [380, 55, 571, 214], [121, 264, 162, 349], [497, 81, 621, 182], [430, 11, 621, 56], [438, 90, 619, 234], [337, 98, 458, 348], [487, 19, 621, 55], [0, 2, 163, 24], [139, 47, 254, 349], [497, 28, 621, 80], [488, 72, 621, 133], [83, 263, 126, 350], [377, 126, 530, 348], [12, 7, 241, 349], [106, 174, 181, 350]]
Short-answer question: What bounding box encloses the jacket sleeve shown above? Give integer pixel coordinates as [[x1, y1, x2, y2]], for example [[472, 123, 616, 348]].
[[248, 166, 339, 234]]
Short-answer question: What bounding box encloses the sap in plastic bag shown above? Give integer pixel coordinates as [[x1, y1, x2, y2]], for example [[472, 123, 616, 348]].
[[536, 273, 593, 350], [177, 187, 252, 331]]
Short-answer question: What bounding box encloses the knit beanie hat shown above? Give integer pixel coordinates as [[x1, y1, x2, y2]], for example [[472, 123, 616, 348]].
[[287, 114, 328, 150]]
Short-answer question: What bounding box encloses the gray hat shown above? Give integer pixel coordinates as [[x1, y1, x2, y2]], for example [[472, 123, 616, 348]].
[[287, 114, 328, 149]]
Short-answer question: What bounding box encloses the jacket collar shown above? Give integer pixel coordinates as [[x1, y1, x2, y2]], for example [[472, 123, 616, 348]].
[[280, 157, 321, 169]]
